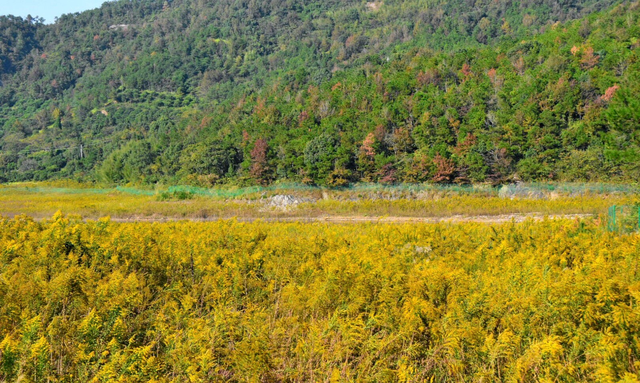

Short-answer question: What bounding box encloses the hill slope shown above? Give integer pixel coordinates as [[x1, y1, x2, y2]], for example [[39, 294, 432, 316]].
[[0, 0, 638, 185]]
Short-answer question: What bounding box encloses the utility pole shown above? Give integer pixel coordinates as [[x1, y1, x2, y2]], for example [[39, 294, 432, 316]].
[[80, 144, 84, 159]]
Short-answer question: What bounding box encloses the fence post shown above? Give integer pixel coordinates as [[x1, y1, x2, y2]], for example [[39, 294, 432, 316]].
[[610, 205, 617, 232]]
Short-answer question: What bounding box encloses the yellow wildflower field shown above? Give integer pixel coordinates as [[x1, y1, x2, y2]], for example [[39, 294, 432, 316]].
[[1, 214, 639, 381]]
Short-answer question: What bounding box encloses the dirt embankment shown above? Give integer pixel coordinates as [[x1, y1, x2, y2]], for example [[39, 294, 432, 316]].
[[104, 213, 594, 224]]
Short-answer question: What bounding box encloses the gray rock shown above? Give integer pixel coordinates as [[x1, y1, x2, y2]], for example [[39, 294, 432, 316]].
[[498, 184, 546, 200], [268, 195, 300, 208]]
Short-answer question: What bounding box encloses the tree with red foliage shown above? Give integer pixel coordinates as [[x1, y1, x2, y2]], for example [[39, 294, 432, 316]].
[[461, 63, 472, 80], [250, 138, 270, 185], [358, 133, 377, 181], [581, 46, 599, 69], [361, 132, 376, 157], [601, 85, 619, 102], [377, 163, 397, 184], [432, 154, 456, 183]]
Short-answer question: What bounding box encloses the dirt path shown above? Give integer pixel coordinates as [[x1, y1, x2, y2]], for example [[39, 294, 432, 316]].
[[104, 213, 594, 224]]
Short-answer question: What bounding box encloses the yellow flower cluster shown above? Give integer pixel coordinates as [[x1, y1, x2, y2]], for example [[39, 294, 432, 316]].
[[0, 214, 639, 381]]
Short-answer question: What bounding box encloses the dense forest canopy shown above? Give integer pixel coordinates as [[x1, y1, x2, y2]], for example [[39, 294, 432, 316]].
[[0, 0, 638, 186]]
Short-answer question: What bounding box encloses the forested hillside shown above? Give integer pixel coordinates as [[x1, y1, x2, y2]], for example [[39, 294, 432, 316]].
[[0, 0, 638, 186]]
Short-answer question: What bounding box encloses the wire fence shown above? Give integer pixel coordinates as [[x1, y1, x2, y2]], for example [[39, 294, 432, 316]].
[[155, 182, 640, 199], [607, 205, 640, 234]]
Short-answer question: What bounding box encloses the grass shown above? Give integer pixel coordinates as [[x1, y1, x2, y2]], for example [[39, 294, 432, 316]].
[[0, 182, 637, 220]]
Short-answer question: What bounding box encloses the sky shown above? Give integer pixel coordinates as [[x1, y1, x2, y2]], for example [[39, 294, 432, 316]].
[[0, 0, 108, 24]]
